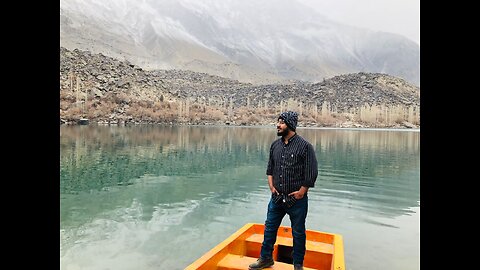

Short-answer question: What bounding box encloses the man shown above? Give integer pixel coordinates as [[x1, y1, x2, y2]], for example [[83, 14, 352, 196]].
[[249, 111, 318, 270]]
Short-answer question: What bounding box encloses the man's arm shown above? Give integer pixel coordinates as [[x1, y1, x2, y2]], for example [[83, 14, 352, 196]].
[[268, 175, 279, 195], [302, 143, 318, 188]]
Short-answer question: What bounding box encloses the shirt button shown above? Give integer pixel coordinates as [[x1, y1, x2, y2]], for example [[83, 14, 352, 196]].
[[280, 175, 282, 178]]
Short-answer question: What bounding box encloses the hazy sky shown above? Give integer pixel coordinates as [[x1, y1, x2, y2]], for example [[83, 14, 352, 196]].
[[297, 0, 420, 45]]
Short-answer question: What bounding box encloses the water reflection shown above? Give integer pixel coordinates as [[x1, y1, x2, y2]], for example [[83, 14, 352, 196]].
[[60, 125, 419, 270], [60, 125, 273, 193]]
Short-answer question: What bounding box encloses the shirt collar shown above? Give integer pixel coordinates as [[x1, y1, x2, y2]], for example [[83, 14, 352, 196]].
[[282, 133, 297, 144]]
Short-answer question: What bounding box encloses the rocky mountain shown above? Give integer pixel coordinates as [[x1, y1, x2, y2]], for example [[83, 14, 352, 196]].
[[60, 0, 420, 86], [60, 47, 420, 128]]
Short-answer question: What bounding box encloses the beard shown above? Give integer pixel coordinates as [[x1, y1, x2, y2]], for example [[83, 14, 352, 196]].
[[277, 126, 290, 136]]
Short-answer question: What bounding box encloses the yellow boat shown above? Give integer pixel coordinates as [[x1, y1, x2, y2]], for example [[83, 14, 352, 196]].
[[185, 223, 345, 270]]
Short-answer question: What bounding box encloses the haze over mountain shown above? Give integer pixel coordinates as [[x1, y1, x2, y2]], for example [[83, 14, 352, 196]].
[[60, 0, 420, 86]]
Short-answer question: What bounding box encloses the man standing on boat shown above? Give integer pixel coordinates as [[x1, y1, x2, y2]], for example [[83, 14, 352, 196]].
[[249, 111, 318, 270]]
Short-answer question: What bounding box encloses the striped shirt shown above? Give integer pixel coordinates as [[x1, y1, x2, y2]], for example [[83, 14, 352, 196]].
[[266, 133, 318, 195]]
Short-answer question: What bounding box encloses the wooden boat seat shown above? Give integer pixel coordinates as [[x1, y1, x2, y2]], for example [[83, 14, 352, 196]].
[[216, 254, 317, 270], [245, 233, 334, 254]]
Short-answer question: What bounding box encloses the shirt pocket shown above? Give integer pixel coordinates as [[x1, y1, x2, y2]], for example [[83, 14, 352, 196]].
[[284, 151, 301, 168]]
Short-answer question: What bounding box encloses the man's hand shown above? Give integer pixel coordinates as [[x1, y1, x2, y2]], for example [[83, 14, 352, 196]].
[[288, 186, 309, 199], [270, 185, 279, 195]]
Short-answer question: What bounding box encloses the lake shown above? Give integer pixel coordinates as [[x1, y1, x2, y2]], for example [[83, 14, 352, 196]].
[[60, 125, 420, 270]]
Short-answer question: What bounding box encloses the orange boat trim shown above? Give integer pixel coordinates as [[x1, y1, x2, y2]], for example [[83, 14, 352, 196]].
[[185, 223, 345, 270]]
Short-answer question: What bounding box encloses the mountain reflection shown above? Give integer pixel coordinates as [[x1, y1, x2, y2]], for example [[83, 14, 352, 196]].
[[60, 125, 419, 226]]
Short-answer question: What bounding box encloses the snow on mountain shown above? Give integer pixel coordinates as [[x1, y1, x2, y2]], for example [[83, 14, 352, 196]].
[[60, 0, 420, 86]]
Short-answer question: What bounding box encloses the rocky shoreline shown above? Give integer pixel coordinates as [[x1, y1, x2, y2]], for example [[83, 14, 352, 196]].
[[61, 119, 419, 129]]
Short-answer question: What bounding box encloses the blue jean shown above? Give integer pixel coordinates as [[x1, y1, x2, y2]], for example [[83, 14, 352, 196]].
[[260, 195, 308, 265]]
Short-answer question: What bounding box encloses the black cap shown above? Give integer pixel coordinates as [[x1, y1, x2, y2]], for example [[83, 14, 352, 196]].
[[279, 111, 298, 131]]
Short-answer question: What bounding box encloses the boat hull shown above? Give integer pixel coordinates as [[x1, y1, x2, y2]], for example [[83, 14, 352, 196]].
[[185, 223, 345, 270]]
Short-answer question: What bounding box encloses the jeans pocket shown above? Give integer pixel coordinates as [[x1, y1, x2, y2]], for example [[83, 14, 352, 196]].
[[284, 195, 297, 208], [272, 193, 283, 204]]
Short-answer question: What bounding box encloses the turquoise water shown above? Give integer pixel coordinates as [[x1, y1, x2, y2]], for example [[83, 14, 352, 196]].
[[60, 125, 419, 270]]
